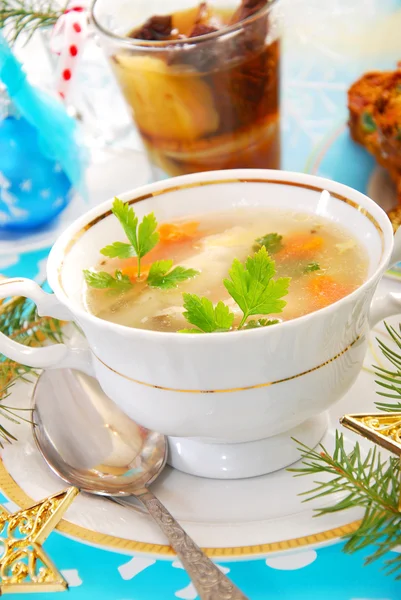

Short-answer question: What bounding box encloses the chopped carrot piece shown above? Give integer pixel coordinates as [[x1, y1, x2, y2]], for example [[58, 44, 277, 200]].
[[276, 234, 324, 261], [307, 275, 353, 308], [158, 221, 199, 243], [121, 264, 150, 282]]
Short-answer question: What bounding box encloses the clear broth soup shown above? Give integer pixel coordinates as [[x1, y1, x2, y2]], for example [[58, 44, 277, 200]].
[[84, 208, 368, 332]]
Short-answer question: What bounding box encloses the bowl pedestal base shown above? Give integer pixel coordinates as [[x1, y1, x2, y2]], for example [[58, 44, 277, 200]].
[[167, 412, 328, 479]]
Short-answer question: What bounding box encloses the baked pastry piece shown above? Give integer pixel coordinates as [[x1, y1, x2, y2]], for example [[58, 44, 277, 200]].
[[348, 67, 401, 209]]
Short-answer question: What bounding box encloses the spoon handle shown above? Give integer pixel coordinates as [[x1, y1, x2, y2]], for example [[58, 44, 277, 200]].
[[136, 489, 249, 600]]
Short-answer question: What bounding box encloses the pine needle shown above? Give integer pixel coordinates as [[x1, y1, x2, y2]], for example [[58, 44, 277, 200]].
[[374, 322, 401, 412], [0, 0, 66, 45], [291, 434, 401, 577], [293, 320, 401, 579], [0, 291, 65, 445]]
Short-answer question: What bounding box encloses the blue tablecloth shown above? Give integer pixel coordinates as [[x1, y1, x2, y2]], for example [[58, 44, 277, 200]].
[[0, 487, 396, 600], [2, 1, 401, 596]]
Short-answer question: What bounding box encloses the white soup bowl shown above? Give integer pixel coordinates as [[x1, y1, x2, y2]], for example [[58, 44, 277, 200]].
[[1, 169, 400, 479]]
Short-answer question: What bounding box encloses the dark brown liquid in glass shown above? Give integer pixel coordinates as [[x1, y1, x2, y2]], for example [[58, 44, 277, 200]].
[[111, 4, 280, 176]]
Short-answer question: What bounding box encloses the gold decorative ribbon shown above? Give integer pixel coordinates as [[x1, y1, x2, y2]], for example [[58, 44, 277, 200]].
[[341, 412, 401, 511], [0, 487, 79, 594]]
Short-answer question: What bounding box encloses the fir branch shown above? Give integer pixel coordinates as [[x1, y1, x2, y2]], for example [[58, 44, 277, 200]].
[[0, 375, 34, 446], [0, 0, 66, 45], [290, 433, 401, 577], [374, 322, 401, 411], [0, 292, 65, 444], [293, 320, 401, 578]]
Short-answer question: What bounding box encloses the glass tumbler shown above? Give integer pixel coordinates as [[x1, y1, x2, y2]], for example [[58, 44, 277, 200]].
[[91, 0, 281, 179]]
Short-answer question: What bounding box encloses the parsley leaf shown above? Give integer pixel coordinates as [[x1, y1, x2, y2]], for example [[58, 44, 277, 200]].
[[223, 246, 290, 329], [103, 198, 160, 277], [101, 241, 136, 259], [83, 269, 132, 291], [91, 198, 199, 290], [361, 112, 376, 133], [180, 294, 234, 333], [147, 260, 199, 289], [138, 213, 159, 259], [111, 197, 139, 248], [253, 233, 283, 254], [304, 262, 320, 273], [243, 318, 280, 329]]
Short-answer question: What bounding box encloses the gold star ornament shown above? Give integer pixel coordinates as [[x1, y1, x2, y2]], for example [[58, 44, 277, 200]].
[[340, 412, 401, 510], [0, 487, 79, 594]]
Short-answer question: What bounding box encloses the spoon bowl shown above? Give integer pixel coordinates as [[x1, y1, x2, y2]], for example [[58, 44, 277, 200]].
[[32, 368, 167, 495]]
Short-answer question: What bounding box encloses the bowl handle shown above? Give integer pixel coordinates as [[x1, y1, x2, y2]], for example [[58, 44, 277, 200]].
[[369, 227, 401, 327], [0, 278, 94, 376]]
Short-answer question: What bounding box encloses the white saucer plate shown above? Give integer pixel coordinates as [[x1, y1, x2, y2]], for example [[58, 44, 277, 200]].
[[0, 284, 398, 560]]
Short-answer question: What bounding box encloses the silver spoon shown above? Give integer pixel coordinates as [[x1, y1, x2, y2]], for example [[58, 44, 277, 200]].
[[32, 368, 248, 600]]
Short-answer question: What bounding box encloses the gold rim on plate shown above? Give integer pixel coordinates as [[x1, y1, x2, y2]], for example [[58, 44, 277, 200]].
[[0, 462, 361, 557]]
